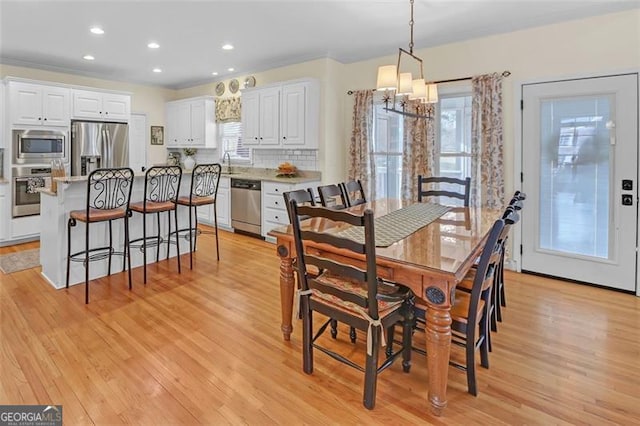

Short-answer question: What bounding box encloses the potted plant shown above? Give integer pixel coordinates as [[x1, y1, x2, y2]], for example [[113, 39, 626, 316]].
[[183, 148, 197, 170]]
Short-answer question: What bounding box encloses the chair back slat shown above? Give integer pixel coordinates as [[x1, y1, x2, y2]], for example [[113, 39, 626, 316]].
[[341, 180, 366, 207], [418, 175, 471, 206], [290, 199, 380, 319], [143, 166, 182, 203], [318, 184, 348, 210], [283, 188, 315, 223]]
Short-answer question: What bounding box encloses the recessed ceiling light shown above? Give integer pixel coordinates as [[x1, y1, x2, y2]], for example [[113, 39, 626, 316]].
[[222, 44, 234, 50], [227, 67, 234, 72], [148, 42, 160, 49], [90, 27, 104, 35], [83, 55, 95, 61], [211, 72, 218, 76], [153, 68, 162, 73]]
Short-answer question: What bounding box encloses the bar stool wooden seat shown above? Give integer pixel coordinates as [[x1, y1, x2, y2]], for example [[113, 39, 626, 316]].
[[175, 163, 222, 269], [66, 167, 134, 304], [129, 166, 182, 284]]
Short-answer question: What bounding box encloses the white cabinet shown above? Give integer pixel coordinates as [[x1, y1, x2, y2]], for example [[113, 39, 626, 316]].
[[165, 97, 215, 148], [9, 82, 70, 126], [196, 177, 230, 228], [262, 180, 320, 238], [72, 89, 130, 121], [242, 78, 319, 149], [0, 183, 7, 241]]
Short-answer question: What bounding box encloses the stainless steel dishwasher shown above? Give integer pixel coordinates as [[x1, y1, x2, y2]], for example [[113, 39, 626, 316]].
[[231, 178, 262, 237]]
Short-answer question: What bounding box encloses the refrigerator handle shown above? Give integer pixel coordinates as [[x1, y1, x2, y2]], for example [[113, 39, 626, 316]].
[[103, 127, 111, 168]]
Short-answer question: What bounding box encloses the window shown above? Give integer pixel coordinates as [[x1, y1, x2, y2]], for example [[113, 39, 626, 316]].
[[370, 93, 473, 201], [371, 94, 404, 199], [437, 95, 472, 181], [219, 121, 250, 163]]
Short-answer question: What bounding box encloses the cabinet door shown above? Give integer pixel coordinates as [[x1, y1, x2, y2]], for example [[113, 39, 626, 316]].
[[259, 88, 280, 145], [176, 102, 192, 145], [42, 86, 70, 126], [102, 93, 130, 121], [196, 204, 213, 224], [129, 113, 147, 173], [73, 90, 103, 119], [281, 83, 306, 146], [189, 101, 205, 146], [216, 189, 230, 228], [165, 103, 180, 147], [242, 91, 260, 145], [10, 83, 42, 125]]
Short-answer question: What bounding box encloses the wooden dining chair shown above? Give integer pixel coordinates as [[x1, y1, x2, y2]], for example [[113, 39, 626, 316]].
[[340, 180, 366, 207], [318, 184, 348, 210], [418, 175, 471, 206], [289, 199, 415, 409]]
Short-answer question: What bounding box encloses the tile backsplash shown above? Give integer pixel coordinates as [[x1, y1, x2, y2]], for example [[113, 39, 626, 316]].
[[167, 148, 319, 171], [252, 149, 318, 170]]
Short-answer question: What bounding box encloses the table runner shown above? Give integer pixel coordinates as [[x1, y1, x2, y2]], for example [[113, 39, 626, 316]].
[[336, 203, 450, 247]]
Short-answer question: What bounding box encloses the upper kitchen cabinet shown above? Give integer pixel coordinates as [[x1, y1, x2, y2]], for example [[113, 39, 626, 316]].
[[9, 82, 70, 127], [165, 96, 215, 148], [242, 78, 319, 149], [72, 89, 130, 122]]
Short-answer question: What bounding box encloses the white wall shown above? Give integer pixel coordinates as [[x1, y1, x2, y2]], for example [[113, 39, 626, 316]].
[[341, 9, 640, 196], [0, 64, 177, 165]]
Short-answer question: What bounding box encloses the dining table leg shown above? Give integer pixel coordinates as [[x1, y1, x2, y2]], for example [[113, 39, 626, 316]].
[[277, 244, 295, 341], [424, 296, 453, 416]]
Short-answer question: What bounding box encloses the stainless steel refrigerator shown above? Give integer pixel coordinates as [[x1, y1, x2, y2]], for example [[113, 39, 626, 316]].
[[71, 121, 129, 176]]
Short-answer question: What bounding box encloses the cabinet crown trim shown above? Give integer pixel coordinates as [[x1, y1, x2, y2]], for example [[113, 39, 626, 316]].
[[4, 76, 132, 96], [240, 77, 319, 93]]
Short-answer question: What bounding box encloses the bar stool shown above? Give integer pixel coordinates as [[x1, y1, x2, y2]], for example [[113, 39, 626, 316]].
[[176, 163, 222, 269], [66, 167, 134, 304], [129, 166, 182, 284]]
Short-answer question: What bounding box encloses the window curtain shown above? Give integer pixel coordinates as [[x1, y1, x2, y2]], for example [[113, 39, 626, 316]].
[[470, 73, 504, 208], [215, 97, 241, 123], [348, 90, 376, 201], [401, 101, 436, 202]]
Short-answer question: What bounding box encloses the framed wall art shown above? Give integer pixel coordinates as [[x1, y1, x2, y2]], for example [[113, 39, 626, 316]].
[[151, 126, 164, 145]]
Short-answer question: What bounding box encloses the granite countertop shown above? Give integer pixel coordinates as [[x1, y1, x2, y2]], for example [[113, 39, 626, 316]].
[[54, 167, 322, 184], [35, 187, 57, 196]]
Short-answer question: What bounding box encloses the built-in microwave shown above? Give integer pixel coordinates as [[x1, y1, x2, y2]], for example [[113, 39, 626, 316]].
[[13, 129, 67, 164]]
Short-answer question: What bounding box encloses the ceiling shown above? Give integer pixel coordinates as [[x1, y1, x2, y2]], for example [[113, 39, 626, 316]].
[[1, 0, 638, 90]]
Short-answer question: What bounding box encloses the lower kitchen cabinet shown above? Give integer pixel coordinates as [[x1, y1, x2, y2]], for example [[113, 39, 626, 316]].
[[262, 180, 320, 240], [0, 183, 7, 241], [195, 177, 230, 229]]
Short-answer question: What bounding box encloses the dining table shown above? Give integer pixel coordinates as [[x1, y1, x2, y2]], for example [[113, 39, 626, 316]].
[[268, 198, 502, 416]]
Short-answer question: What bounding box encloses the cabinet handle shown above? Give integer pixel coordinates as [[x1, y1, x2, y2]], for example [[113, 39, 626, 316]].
[[44, 118, 47, 121], [100, 111, 103, 114], [275, 216, 279, 220], [283, 136, 286, 140], [275, 201, 279, 205], [260, 137, 263, 140], [105, 112, 109, 115], [254, 137, 258, 140], [38, 117, 42, 120]]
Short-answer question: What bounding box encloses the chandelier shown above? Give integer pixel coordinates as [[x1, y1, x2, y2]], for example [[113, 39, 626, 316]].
[[376, 0, 438, 119]]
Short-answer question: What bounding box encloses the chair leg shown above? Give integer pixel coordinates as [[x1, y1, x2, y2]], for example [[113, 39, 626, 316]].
[[188, 205, 194, 269], [466, 333, 477, 396], [213, 202, 220, 261], [166, 210, 171, 261], [350, 326, 357, 343], [385, 326, 395, 358], [302, 297, 313, 375], [363, 326, 380, 409], [142, 212, 147, 284], [66, 218, 74, 288], [330, 319, 338, 339], [122, 216, 128, 273], [125, 214, 132, 290], [156, 212, 161, 262], [402, 303, 414, 372], [107, 220, 113, 275], [85, 222, 90, 304], [193, 206, 199, 251], [174, 208, 181, 274]]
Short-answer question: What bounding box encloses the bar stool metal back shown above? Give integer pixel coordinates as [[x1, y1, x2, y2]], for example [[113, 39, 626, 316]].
[[176, 163, 222, 268], [66, 167, 134, 304], [129, 166, 182, 284]]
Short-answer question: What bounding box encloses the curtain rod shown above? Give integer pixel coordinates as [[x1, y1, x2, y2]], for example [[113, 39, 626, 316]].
[[346, 70, 511, 95]]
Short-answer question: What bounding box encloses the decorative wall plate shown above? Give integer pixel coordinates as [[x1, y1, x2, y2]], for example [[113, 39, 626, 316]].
[[215, 82, 225, 96], [244, 75, 256, 88], [229, 79, 239, 94]]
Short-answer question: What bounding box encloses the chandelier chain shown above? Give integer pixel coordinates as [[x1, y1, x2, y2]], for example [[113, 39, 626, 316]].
[[409, 0, 415, 53]]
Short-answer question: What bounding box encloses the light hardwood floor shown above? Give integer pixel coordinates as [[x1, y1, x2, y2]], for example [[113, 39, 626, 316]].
[[1, 230, 639, 424]]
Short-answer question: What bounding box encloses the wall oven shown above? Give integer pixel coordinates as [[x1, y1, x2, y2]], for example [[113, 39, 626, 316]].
[[13, 129, 67, 164], [12, 166, 51, 218]]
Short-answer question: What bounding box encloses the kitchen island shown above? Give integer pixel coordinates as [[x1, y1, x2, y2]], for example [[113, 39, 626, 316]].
[[39, 173, 195, 289]]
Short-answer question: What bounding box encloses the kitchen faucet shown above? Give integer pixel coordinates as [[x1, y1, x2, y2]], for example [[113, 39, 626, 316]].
[[222, 151, 232, 174]]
